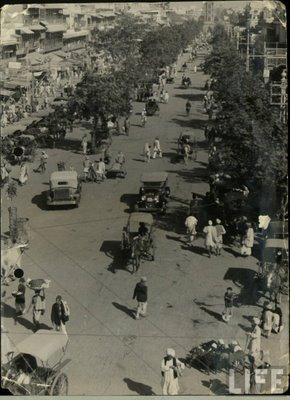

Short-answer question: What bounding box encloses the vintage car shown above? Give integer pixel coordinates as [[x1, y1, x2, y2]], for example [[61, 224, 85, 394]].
[[145, 99, 160, 116], [47, 171, 82, 208], [135, 172, 170, 213], [121, 212, 155, 271], [1, 330, 70, 395]]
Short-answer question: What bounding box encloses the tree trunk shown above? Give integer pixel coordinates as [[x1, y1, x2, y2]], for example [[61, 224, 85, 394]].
[[91, 131, 97, 154], [8, 206, 18, 244]]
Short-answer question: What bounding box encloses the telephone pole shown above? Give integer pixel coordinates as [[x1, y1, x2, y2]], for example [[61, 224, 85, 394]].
[[246, 26, 250, 72]]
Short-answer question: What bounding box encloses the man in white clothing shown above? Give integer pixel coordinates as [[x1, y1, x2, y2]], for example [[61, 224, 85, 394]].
[[185, 215, 198, 245], [152, 137, 162, 159], [161, 348, 185, 395]]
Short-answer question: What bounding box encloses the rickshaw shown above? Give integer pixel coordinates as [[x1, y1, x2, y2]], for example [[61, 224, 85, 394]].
[[47, 171, 82, 208], [121, 212, 155, 271], [135, 172, 170, 213], [177, 133, 197, 161], [1, 330, 70, 395], [107, 161, 127, 179], [145, 99, 160, 116]]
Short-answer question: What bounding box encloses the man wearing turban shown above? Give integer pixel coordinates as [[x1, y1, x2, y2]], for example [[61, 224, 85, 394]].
[[161, 348, 185, 395]]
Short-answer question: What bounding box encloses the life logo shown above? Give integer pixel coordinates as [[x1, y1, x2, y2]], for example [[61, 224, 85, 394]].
[[228, 367, 288, 394]]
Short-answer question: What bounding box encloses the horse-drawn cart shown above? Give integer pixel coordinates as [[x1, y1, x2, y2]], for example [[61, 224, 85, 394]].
[[1, 330, 70, 395], [121, 213, 155, 272]]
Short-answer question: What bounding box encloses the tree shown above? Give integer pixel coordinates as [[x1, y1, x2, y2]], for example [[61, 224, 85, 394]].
[[70, 71, 131, 153], [204, 24, 287, 217]]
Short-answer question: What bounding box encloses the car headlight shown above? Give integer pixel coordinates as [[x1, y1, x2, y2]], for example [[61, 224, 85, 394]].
[[154, 196, 159, 201], [141, 196, 146, 201]]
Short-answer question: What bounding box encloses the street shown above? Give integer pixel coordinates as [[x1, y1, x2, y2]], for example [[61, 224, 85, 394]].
[[2, 53, 288, 395]]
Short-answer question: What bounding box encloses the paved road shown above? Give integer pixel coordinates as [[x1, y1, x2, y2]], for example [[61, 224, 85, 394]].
[[2, 54, 288, 395]]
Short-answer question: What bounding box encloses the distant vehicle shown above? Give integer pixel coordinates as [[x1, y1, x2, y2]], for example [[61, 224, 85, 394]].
[[47, 170, 82, 208], [1, 330, 70, 395], [135, 172, 170, 213], [145, 99, 160, 116]]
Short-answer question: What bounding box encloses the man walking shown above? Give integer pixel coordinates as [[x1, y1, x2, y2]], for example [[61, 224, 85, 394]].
[[51, 295, 69, 334], [185, 214, 198, 246], [81, 134, 88, 155], [185, 100, 191, 116], [203, 220, 217, 257], [163, 91, 169, 104], [152, 137, 162, 159], [222, 287, 235, 322], [133, 277, 148, 320], [123, 117, 130, 136], [12, 277, 26, 324], [26, 289, 46, 332], [34, 151, 48, 174]]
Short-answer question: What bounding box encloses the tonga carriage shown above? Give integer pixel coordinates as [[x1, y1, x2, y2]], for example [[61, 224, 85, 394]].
[[177, 133, 197, 161], [145, 99, 160, 116], [1, 330, 70, 395], [107, 161, 127, 179], [121, 212, 155, 272]]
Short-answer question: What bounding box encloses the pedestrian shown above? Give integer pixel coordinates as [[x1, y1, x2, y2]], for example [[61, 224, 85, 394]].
[[51, 295, 69, 334], [272, 301, 284, 333], [83, 156, 91, 182], [246, 317, 261, 362], [163, 91, 169, 104], [144, 143, 151, 163], [26, 289, 46, 331], [115, 151, 125, 166], [1, 160, 10, 186], [215, 219, 226, 255], [159, 89, 165, 103], [185, 100, 191, 116], [18, 162, 28, 186], [261, 302, 274, 338], [141, 108, 147, 127], [203, 220, 217, 257], [12, 277, 26, 324], [152, 137, 162, 159], [241, 222, 254, 256], [81, 134, 88, 155], [193, 64, 197, 73], [34, 151, 48, 174], [183, 143, 190, 165], [123, 116, 130, 136], [96, 158, 106, 181], [222, 287, 235, 322], [185, 214, 198, 246], [161, 348, 185, 395], [132, 277, 148, 320]]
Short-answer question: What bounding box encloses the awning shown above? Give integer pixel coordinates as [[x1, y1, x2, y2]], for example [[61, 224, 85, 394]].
[[30, 24, 46, 31], [19, 27, 34, 35], [45, 25, 67, 33], [0, 89, 15, 97], [63, 30, 88, 39]]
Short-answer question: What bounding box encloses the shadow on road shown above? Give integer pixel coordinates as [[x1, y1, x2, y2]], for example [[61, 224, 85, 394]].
[[175, 93, 205, 102], [31, 192, 48, 210], [100, 240, 127, 274], [223, 267, 260, 305], [202, 379, 229, 395], [155, 206, 186, 234], [123, 378, 156, 395], [2, 303, 36, 331], [166, 167, 208, 184], [181, 245, 206, 256], [112, 302, 135, 319], [171, 117, 206, 130], [120, 193, 138, 212], [162, 151, 179, 164], [199, 306, 224, 322]]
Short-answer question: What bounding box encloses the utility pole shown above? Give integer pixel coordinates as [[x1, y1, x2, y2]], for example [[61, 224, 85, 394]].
[[246, 27, 250, 72]]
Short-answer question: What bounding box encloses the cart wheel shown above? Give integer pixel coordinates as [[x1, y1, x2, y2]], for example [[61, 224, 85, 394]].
[[50, 373, 68, 395]]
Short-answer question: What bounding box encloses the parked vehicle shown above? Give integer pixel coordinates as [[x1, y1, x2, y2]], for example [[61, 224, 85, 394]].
[[121, 212, 155, 271], [1, 330, 70, 395], [47, 171, 82, 208], [135, 172, 170, 213]]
